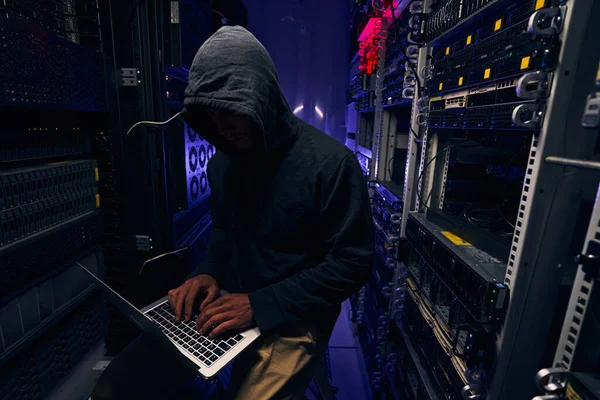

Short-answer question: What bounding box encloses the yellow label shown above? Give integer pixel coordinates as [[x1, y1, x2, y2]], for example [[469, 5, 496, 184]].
[[520, 56, 531, 70], [466, 35, 472, 45], [535, 0, 546, 10], [406, 277, 417, 291], [430, 96, 443, 101], [484, 68, 492, 79], [494, 18, 503, 31], [596, 62, 600, 81], [94, 168, 99, 181], [566, 384, 584, 400], [445, 47, 450, 56], [458, 76, 464, 86], [95, 194, 101, 208], [439, 82, 444, 91], [441, 231, 471, 246]]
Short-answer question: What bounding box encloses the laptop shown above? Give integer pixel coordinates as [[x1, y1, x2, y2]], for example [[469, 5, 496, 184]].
[[76, 262, 261, 379]]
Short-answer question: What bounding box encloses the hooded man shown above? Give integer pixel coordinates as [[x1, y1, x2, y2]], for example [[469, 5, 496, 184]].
[[167, 26, 373, 399]]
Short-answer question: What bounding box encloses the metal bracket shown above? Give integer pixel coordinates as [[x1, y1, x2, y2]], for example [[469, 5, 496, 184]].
[[404, 72, 417, 87], [512, 103, 543, 129], [135, 235, 153, 251], [582, 93, 600, 128], [575, 252, 600, 280], [535, 368, 569, 393], [528, 6, 566, 36], [120, 68, 138, 87], [517, 71, 550, 100], [461, 384, 483, 400], [409, 1, 423, 14], [402, 87, 415, 99]]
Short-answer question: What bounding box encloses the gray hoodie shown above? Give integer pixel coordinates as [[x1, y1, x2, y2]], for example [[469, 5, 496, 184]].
[[182, 26, 373, 332]]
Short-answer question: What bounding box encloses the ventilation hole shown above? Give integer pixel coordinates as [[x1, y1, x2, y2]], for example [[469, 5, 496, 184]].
[[505, 277, 511, 284], [515, 230, 521, 236], [519, 212, 524, 218], [582, 286, 590, 295], [529, 159, 534, 165], [568, 335, 575, 344], [521, 205, 525, 211], [560, 362, 569, 369], [596, 232, 600, 241], [526, 178, 531, 184], [514, 237, 519, 243], [563, 355, 571, 364], [578, 297, 587, 306], [512, 246, 517, 251], [509, 261, 514, 267], [573, 316, 581, 325], [507, 269, 513, 275], [533, 140, 538, 146], [522, 195, 528, 201], [570, 327, 578, 336], [575, 305, 584, 315], [584, 274, 593, 283], [528, 168, 533, 174], [517, 221, 522, 228], [510, 254, 515, 260], [531, 151, 536, 157], [524, 186, 529, 192], [566, 345, 573, 354]]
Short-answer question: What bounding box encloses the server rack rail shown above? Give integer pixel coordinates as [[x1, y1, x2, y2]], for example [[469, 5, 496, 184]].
[[366, 0, 600, 399]]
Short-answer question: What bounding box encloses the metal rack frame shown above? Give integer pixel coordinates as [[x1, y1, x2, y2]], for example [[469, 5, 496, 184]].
[[552, 181, 600, 372], [488, 1, 600, 398], [378, 0, 600, 399]]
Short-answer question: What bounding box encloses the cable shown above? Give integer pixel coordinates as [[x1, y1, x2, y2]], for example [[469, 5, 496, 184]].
[[416, 142, 484, 209], [139, 247, 188, 275], [126, 110, 184, 136]]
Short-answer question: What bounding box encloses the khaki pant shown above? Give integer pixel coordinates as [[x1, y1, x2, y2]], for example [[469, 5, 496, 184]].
[[225, 322, 334, 400]]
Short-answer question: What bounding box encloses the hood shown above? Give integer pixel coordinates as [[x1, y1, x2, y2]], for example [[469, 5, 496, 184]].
[[182, 26, 298, 156]]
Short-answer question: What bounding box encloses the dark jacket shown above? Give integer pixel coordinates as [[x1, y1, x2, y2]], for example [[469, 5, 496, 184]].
[[182, 26, 373, 332]]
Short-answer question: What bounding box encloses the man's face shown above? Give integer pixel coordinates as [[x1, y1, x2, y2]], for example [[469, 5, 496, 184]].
[[208, 109, 253, 150]]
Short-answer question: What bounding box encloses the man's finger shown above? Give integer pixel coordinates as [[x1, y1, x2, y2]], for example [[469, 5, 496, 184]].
[[172, 292, 186, 323], [196, 304, 230, 331], [209, 320, 236, 338], [184, 288, 198, 322], [200, 286, 220, 311], [199, 312, 235, 335], [167, 290, 174, 309], [200, 294, 228, 311]]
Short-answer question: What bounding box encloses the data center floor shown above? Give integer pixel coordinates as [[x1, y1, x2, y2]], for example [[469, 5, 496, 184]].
[[326, 300, 372, 400]]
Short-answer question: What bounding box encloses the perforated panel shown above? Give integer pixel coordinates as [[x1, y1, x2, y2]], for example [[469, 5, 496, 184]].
[[504, 137, 539, 287], [0, 211, 102, 296], [0, 18, 105, 111], [184, 123, 215, 210]]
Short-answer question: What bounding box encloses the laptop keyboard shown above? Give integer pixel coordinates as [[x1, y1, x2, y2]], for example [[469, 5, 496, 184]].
[[146, 301, 245, 367]]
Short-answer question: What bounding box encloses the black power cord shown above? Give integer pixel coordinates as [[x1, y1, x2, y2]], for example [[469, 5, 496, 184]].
[[416, 141, 485, 209]]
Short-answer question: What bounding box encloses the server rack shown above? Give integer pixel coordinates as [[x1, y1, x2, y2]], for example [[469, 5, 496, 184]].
[[0, 0, 112, 397], [359, 0, 600, 399], [533, 180, 600, 400]]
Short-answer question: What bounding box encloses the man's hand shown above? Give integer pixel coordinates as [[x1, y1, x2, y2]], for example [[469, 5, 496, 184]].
[[196, 294, 254, 338], [168, 275, 219, 323]]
